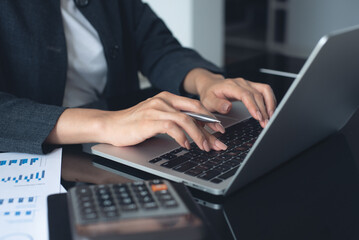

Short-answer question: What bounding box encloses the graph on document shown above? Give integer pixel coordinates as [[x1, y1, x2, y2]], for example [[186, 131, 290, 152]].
[[0, 196, 38, 222], [0, 149, 62, 240], [0, 155, 47, 188]]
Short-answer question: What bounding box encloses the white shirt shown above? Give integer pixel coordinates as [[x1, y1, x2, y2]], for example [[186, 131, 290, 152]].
[[60, 0, 108, 107]]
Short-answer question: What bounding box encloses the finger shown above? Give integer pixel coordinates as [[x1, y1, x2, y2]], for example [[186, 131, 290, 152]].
[[144, 96, 177, 113], [157, 91, 217, 119], [252, 83, 277, 118], [239, 91, 264, 122], [127, 119, 189, 149], [253, 92, 269, 123], [202, 92, 232, 114], [201, 128, 227, 151], [153, 110, 211, 151], [142, 100, 211, 151], [157, 120, 191, 150], [206, 122, 225, 134], [205, 81, 262, 121], [157, 92, 224, 132]]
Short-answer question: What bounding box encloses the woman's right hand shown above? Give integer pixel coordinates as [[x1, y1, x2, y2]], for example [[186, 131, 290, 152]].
[[46, 91, 227, 152]]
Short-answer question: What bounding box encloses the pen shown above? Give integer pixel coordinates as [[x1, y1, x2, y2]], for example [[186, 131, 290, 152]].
[[182, 111, 221, 123]]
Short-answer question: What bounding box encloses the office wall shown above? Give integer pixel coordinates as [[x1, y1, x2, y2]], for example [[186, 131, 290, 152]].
[[269, 0, 359, 58], [142, 0, 224, 67]]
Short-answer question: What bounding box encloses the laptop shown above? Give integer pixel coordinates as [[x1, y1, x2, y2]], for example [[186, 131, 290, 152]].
[[90, 25, 359, 196]]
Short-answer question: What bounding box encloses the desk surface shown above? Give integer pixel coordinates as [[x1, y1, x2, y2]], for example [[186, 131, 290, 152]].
[[61, 54, 359, 240]]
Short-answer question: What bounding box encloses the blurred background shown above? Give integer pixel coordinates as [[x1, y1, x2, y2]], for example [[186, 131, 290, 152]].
[[143, 0, 359, 68]]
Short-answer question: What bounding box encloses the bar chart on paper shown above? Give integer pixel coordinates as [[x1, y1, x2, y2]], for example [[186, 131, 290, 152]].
[[0, 196, 38, 222], [0, 149, 62, 240], [0, 156, 48, 188]]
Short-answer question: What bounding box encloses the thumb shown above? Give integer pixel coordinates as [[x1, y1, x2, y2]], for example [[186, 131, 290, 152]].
[[202, 93, 232, 114]]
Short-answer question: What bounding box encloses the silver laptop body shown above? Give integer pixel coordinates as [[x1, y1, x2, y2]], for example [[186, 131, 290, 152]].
[[91, 25, 359, 196]]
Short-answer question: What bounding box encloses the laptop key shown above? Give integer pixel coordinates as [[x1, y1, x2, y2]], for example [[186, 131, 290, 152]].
[[210, 178, 223, 184], [207, 159, 223, 165], [197, 170, 221, 180], [161, 153, 177, 160], [224, 160, 240, 168], [184, 167, 204, 176], [160, 156, 190, 168], [149, 157, 163, 164], [196, 164, 212, 171], [218, 167, 239, 180], [191, 156, 208, 163], [214, 155, 232, 162], [214, 164, 231, 173], [173, 162, 197, 172], [200, 162, 216, 170]]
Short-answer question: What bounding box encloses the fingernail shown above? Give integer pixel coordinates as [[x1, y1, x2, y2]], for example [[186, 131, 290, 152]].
[[217, 123, 225, 134], [222, 104, 230, 113], [185, 140, 191, 150], [215, 139, 227, 150], [203, 140, 210, 152], [264, 119, 269, 127], [269, 110, 274, 118], [256, 111, 263, 121]]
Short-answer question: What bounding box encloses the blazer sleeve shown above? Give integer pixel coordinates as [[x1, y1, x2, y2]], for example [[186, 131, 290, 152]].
[[131, 0, 223, 95], [0, 92, 66, 154]]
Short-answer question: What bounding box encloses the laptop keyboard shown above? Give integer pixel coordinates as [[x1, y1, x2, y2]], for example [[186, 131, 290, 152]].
[[149, 118, 262, 184]]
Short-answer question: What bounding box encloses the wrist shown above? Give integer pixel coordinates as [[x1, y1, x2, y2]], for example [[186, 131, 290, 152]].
[[183, 68, 224, 95], [46, 108, 109, 145]]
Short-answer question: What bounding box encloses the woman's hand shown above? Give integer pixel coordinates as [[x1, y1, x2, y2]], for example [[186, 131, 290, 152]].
[[183, 68, 277, 128], [46, 91, 227, 151]]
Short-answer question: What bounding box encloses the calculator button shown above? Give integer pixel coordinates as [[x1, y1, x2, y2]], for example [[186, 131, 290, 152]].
[[162, 200, 178, 208], [131, 182, 146, 187], [158, 194, 173, 201], [101, 206, 117, 212], [80, 200, 94, 208], [118, 192, 130, 198], [121, 203, 138, 212], [119, 197, 134, 205], [150, 179, 163, 185], [81, 207, 95, 214], [83, 212, 98, 220], [76, 186, 92, 196], [138, 196, 154, 204], [133, 186, 147, 192], [98, 193, 111, 200], [142, 202, 158, 210], [113, 185, 129, 193], [151, 183, 168, 192], [99, 199, 115, 208], [79, 195, 93, 202], [136, 190, 151, 198]]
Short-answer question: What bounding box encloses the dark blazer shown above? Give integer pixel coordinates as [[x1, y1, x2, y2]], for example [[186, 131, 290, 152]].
[[0, 0, 221, 154]]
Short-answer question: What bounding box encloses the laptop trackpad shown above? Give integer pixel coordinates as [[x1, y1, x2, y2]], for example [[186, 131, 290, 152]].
[[92, 134, 179, 162]]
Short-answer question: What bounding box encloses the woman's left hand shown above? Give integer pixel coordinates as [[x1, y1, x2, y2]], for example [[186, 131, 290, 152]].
[[183, 68, 277, 128]]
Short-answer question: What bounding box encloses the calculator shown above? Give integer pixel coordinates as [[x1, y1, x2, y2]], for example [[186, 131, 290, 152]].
[[67, 180, 204, 240]]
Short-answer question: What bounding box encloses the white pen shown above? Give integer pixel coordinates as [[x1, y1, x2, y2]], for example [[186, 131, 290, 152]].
[[182, 111, 221, 123]]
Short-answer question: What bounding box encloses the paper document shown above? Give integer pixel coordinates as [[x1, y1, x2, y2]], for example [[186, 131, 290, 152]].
[[0, 149, 62, 240]]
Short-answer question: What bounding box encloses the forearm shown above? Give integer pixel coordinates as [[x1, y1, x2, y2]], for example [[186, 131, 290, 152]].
[[46, 108, 107, 145], [183, 68, 224, 95]]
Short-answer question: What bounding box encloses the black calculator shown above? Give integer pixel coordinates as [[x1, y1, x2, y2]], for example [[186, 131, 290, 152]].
[[67, 180, 203, 240]]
